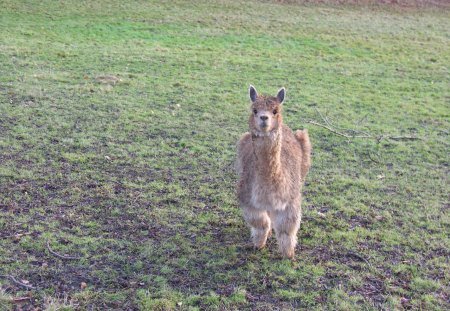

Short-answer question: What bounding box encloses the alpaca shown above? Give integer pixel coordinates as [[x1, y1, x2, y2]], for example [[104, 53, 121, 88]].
[[237, 85, 311, 258]]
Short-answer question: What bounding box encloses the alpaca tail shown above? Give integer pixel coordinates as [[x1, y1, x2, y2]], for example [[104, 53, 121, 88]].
[[295, 129, 312, 180]]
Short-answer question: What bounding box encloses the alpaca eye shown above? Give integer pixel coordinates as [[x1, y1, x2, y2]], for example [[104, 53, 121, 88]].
[[273, 110, 278, 115], [253, 109, 258, 114]]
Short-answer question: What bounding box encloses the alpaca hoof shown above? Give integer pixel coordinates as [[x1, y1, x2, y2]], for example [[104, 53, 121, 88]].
[[278, 233, 296, 259], [252, 235, 267, 249], [251, 227, 270, 249], [254, 242, 266, 249], [281, 249, 295, 259]]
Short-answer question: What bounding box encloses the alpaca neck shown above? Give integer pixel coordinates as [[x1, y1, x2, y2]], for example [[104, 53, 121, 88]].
[[252, 128, 282, 178]]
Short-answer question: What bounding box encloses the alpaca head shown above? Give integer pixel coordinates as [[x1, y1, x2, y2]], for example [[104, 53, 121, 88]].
[[248, 85, 285, 135]]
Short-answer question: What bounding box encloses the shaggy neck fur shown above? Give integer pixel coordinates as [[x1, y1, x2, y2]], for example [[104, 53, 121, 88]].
[[251, 127, 283, 180]]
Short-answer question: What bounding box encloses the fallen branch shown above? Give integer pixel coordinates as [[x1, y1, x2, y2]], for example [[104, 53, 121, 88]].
[[46, 240, 81, 260], [3, 232, 33, 239], [346, 251, 371, 267], [0, 274, 36, 290], [307, 120, 421, 142], [381, 135, 421, 141], [314, 107, 372, 137], [308, 120, 372, 139], [11, 296, 32, 304], [367, 152, 382, 164]]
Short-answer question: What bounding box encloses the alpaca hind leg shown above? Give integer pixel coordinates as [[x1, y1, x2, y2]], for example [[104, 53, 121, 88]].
[[243, 207, 271, 249], [272, 207, 301, 258]]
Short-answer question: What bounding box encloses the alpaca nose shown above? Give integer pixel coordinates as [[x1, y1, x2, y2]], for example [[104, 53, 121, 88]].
[[260, 116, 268, 121]]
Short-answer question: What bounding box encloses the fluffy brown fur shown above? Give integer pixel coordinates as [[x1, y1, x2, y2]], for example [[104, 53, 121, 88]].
[[237, 86, 311, 258]]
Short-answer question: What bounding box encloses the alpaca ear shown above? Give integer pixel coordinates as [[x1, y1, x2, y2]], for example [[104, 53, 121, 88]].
[[249, 85, 258, 103], [277, 87, 285, 104]]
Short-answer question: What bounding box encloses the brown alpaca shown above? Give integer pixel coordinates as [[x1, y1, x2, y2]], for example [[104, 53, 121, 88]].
[[237, 85, 311, 258]]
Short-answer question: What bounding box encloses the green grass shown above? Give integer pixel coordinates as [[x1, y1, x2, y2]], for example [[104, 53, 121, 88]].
[[0, 0, 449, 309]]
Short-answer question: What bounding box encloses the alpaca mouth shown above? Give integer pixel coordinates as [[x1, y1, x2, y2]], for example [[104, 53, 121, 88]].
[[259, 122, 269, 131]]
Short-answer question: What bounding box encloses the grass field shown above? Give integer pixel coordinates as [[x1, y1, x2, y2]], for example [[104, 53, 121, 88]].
[[0, 0, 449, 310]]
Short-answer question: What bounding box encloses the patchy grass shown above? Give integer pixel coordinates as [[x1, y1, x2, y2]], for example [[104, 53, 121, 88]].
[[0, 0, 448, 309]]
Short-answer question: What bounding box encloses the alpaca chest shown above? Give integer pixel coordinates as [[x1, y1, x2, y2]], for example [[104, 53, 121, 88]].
[[250, 176, 288, 211]]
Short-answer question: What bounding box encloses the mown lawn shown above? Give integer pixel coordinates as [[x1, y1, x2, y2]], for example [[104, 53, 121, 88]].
[[0, 0, 448, 310]]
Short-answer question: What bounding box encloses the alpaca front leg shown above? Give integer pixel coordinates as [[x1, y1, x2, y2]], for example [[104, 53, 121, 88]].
[[243, 207, 271, 249], [272, 207, 301, 258]]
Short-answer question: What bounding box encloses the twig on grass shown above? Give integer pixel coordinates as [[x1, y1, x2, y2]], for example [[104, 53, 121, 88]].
[[380, 135, 422, 141], [0, 274, 36, 290], [46, 240, 81, 260], [11, 296, 32, 304], [367, 152, 382, 164], [2, 232, 33, 239], [308, 120, 373, 139], [314, 107, 372, 137], [346, 251, 372, 267], [307, 108, 421, 142]]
